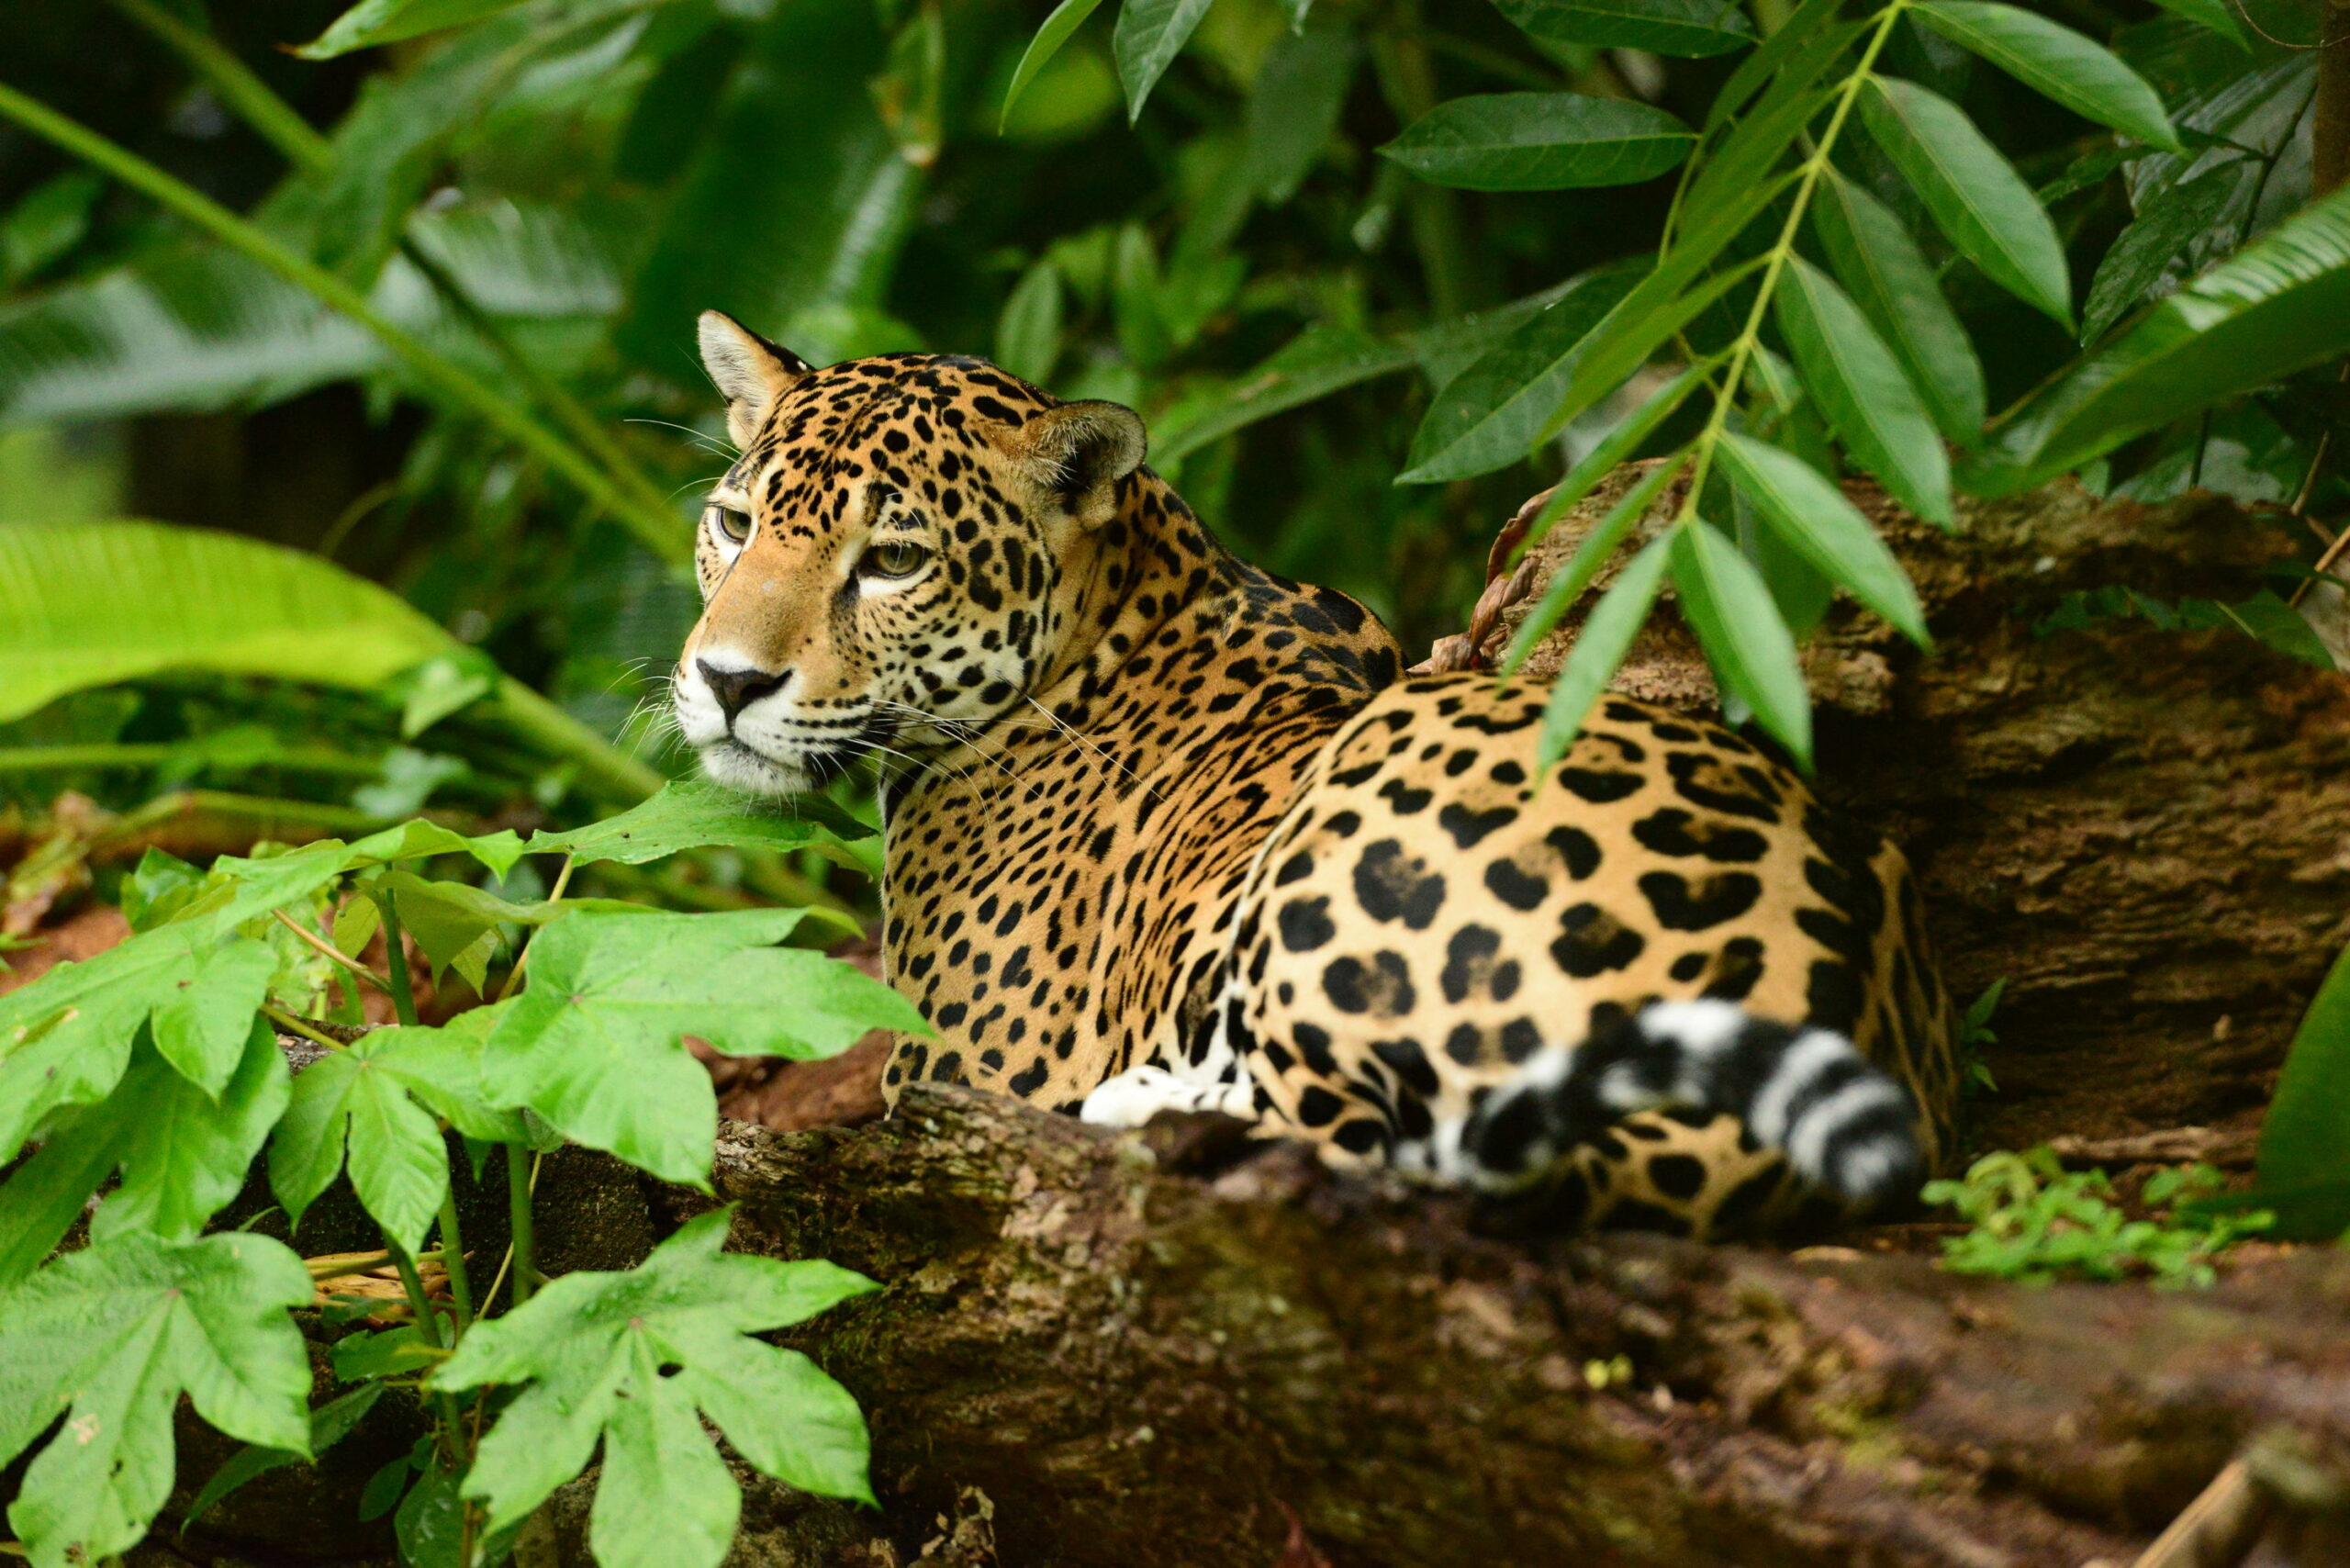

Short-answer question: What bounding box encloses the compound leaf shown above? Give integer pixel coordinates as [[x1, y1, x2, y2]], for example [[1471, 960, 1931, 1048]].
[[1495, 0, 1756, 57], [436, 1208, 878, 1568], [1670, 520, 1814, 766], [1715, 431, 1930, 644], [1914, 2, 2180, 151], [1381, 93, 1695, 191], [1810, 166, 1986, 442], [0, 1231, 312, 1568], [481, 910, 926, 1186]]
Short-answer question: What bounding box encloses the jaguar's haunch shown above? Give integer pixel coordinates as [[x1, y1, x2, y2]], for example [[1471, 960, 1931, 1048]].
[[672, 311, 1959, 1237]]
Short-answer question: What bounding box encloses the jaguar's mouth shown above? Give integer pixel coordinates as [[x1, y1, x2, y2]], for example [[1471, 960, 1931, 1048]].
[[696, 735, 871, 797]]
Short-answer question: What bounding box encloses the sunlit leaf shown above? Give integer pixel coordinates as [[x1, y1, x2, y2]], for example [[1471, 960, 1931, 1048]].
[[1810, 167, 1986, 442], [271, 1023, 470, 1255], [1969, 184, 2350, 494], [1715, 431, 1930, 644], [1914, 2, 2180, 151], [1863, 75, 2072, 327], [1380, 94, 1695, 191], [1537, 530, 1676, 768], [1494, 0, 1756, 58], [1774, 254, 1953, 526], [525, 778, 869, 868], [1669, 520, 1812, 765], [0, 1231, 312, 1568], [437, 1207, 878, 1567]]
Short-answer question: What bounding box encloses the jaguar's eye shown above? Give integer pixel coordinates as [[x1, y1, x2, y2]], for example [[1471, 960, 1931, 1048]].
[[862, 540, 930, 579], [707, 506, 753, 543]]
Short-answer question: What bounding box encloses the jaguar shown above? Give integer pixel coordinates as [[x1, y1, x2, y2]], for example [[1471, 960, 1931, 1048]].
[[670, 310, 1959, 1237]]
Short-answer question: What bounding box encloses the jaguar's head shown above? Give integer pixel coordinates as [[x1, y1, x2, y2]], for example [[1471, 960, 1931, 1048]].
[[673, 311, 1148, 797]]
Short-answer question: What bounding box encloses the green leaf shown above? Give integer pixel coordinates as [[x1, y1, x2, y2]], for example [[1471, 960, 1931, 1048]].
[[1495, 0, 1756, 57], [995, 259, 1065, 384], [1156, 327, 1416, 465], [1863, 75, 2072, 327], [2244, 943, 2350, 1238], [1969, 184, 2350, 494], [392, 651, 499, 738], [1705, 0, 1849, 132], [1670, 520, 1813, 766], [1380, 93, 1695, 191], [526, 778, 869, 868], [1400, 266, 1642, 482], [271, 1030, 461, 1256], [482, 910, 925, 1186], [198, 841, 356, 936], [1537, 529, 1677, 768], [184, 1383, 386, 1531], [1542, 250, 1773, 443], [2143, 0, 2249, 48], [1515, 364, 1710, 556], [0, 924, 277, 1156], [0, 520, 456, 727], [437, 1207, 878, 1565], [1810, 167, 1986, 442], [1243, 27, 1355, 202], [1913, 2, 2180, 151], [1714, 431, 1930, 644], [1774, 254, 1953, 527], [296, 0, 528, 58], [1113, 0, 1217, 123], [1505, 458, 1686, 675], [1002, 0, 1109, 131], [2079, 161, 2247, 344], [0, 1231, 313, 1568], [347, 819, 530, 879]]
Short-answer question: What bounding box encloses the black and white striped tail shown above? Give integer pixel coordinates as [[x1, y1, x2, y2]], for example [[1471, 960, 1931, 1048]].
[[1443, 999, 1924, 1209]]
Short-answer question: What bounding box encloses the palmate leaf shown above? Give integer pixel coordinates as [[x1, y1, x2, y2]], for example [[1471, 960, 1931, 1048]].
[[436, 1208, 878, 1568], [1773, 254, 1953, 526], [526, 778, 871, 868], [1912, 2, 2180, 151], [1969, 183, 2350, 494], [1809, 167, 1986, 442], [0, 1021, 288, 1287], [1494, 0, 1756, 58], [0, 923, 276, 1156], [271, 1009, 526, 1255], [0, 1231, 313, 1568], [1400, 266, 1641, 482], [1379, 94, 1696, 191], [482, 909, 926, 1185], [1862, 76, 2072, 328], [1669, 521, 1812, 766]]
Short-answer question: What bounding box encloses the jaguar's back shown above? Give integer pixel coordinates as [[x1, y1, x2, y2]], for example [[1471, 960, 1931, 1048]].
[[672, 312, 1957, 1237]]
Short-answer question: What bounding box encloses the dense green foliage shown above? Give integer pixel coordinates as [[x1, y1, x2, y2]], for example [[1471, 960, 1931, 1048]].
[[3, 0, 2350, 1559]]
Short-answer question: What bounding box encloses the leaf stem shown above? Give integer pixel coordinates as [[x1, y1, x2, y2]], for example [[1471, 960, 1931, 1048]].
[[509, 1145, 543, 1305], [262, 1004, 350, 1053], [1676, 0, 1908, 526], [493, 855, 575, 1002], [387, 1240, 443, 1349], [375, 890, 424, 1029], [0, 82, 690, 568], [435, 1191, 476, 1334], [271, 911, 394, 997]]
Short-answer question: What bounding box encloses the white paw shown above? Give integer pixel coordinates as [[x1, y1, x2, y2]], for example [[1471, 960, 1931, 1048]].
[[1080, 1064, 1248, 1126]]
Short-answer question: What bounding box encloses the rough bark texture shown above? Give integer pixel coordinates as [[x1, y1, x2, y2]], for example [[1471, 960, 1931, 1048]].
[[1427, 471, 2350, 1152]]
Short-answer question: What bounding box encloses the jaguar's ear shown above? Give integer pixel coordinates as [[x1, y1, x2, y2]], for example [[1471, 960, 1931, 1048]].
[[1009, 399, 1147, 530], [698, 309, 811, 448]]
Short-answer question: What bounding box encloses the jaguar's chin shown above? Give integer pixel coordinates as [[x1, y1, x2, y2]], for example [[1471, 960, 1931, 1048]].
[[696, 738, 845, 798]]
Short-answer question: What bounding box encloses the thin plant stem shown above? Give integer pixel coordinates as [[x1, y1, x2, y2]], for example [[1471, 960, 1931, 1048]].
[[272, 910, 395, 997], [388, 1240, 444, 1349], [1675, 0, 1908, 526], [494, 856, 575, 1002], [509, 1144, 543, 1304], [0, 82, 690, 569], [376, 890, 424, 1028], [262, 1004, 350, 1053], [435, 1189, 476, 1333]]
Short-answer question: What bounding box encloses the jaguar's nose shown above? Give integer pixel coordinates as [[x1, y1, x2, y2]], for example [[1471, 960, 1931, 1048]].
[[697, 658, 788, 722]]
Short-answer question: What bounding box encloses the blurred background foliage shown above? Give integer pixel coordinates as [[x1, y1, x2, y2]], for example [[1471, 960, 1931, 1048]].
[[0, 0, 2344, 910]]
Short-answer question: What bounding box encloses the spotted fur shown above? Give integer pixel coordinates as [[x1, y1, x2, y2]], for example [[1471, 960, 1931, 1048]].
[[673, 313, 1959, 1237]]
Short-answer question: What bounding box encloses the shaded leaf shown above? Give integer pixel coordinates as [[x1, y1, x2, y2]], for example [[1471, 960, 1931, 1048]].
[[1505, 458, 1685, 675], [1494, 0, 1756, 58], [1113, 0, 1217, 123], [1380, 94, 1695, 191], [184, 1384, 386, 1531], [1914, 2, 2179, 151], [297, 0, 529, 58], [1774, 254, 1953, 526], [1001, 0, 1109, 130], [1537, 530, 1676, 768], [2080, 160, 2248, 343], [2240, 942, 2350, 1238], [994, 259, 1064, 384], [1863, 75, 2072, 327], [1243, 28, 1355, 202], [1969, 184, 2350, 493], [438, 1207, 878, 1567]]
